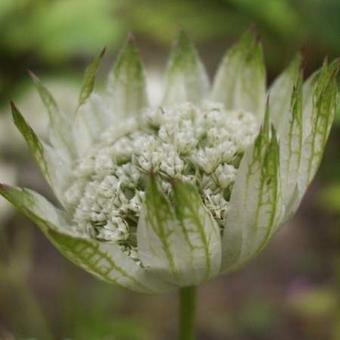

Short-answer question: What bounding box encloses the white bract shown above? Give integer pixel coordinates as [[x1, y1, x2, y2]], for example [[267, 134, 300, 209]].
[[0, 78, 79, 152], [0, 32, 338, 293], [0, 79, 79, 224]]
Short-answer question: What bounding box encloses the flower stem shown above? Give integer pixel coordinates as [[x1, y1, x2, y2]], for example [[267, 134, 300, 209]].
[[178, 286, 197, 340]]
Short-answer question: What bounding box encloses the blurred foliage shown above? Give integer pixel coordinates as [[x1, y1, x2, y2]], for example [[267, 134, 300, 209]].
[[288, 287, 338, 318], [0, 222, 153, 339], [0, 0, 122, 60], [287, 285, 340, 340], [318, 183, 340, 213], [60, 282, 153, 339], [0, 226, 51, 339], [0, 0, 123, 102], [121, 0, 301, 42]]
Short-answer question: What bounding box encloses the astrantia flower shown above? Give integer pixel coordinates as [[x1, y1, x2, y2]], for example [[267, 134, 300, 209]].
[[1, 32, 338, 293]]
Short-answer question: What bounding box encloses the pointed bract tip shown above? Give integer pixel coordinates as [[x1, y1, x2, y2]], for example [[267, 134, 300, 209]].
[[10, 100, 16, 111], [169, 30, 196, 66], [99, 47, 106, 58], [232, 28, 263, 62], [239, 27, 259, 45], [10, 101, 20, 117], [248, 24, 261, 41], [117, 33, 140, 61], [289, 52, 304, 73], [263, 96, 271, 133], [0, 183, 11, 195], [124, 33, 138, 51], [177, 29, 189, 39], [323, 56, 330, 66], [175, 30, 192, 48], [270, 124, 277, 141], [330, 58, 340, 77], [269, 124, 280, 160], [27, 69, 40, 83], [10, 101, 21, 120]]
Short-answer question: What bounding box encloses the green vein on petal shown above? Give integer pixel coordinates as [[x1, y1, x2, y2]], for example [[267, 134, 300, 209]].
[[107, 35, 148, 118], [211, 30, 266, 119], [0, 184, 170, 294]]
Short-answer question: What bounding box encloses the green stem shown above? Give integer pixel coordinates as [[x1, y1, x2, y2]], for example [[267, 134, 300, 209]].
[[178, 286, 197, 340]]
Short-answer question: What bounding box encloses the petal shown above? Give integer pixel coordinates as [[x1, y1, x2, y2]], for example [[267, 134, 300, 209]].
[[0, 184, 80, 238], [106, 35, 148, 119], [77, 48, 105, 109], [171, 180, 222, 282], [0, 184, 171, 294], [29, 72, 74, 160], [162, 31, 210, 106], [211, 31, 266, 119], [297, 60, 339, 203], [73, 93, 111, 156], [73, 50, 109, 156], [222, 124, 283, 272], [48, 232, 173, 294], [269, 54, 302, 127], [137, 177, 221, 286], [11, 103, 71, 204], [276, 72, 304, 218]]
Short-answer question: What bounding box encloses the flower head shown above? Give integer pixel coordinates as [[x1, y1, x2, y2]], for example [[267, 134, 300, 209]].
[[1, 32, 338, 293]]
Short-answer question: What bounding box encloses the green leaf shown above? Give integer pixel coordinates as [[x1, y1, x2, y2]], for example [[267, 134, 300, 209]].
[[77, 48, 105, 108], [162, 31, 210, 106], [211, 31, 266, 119], [29, 71, 74, 159], [222, 124, 283, 272], [0, 184, 171, 294], [137, 176, 221, 286], [269, 54, 302, 127], [107, 35, 148, 118]]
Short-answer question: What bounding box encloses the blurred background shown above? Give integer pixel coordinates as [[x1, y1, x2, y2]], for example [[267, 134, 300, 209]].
[[0, 0, 340, 339]]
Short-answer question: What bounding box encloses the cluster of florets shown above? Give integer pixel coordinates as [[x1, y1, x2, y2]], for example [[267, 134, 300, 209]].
[[64, 102, 258, 257]]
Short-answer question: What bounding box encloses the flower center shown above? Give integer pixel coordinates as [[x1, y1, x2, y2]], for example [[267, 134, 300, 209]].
[[64, 102, 258, 259]]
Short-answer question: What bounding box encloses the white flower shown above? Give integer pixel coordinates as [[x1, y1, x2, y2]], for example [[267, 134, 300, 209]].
[[0, 32, 338, 293]]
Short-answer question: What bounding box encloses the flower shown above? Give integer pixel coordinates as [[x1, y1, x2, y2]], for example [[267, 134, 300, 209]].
[[0, 32, 338, 293]]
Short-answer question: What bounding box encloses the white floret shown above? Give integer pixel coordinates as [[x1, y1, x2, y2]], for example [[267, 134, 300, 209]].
[[64, 102, 258, 257]]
